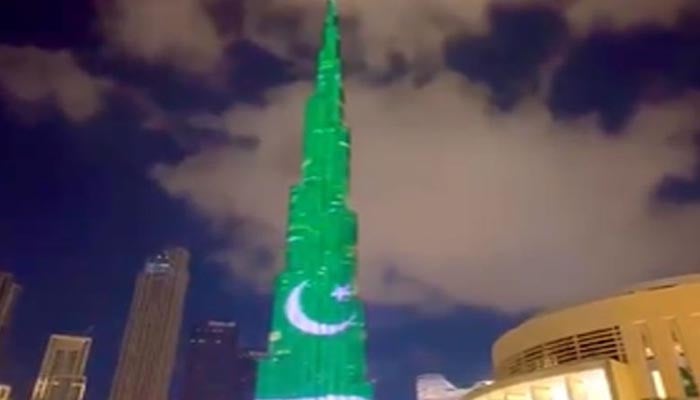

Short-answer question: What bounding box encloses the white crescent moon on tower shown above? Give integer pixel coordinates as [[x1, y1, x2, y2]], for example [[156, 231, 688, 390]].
[[285, 281, 356, 336]]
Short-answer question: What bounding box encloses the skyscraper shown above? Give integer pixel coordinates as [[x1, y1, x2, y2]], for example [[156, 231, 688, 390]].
[[182, 321, 240, 400], [239, 350, 265, 400], [0, 384, 11, 400], [30, 335, 91, 400], [255, 1, 374, 400], [109, 247, 190, 400], [0, 272, 21, 369]]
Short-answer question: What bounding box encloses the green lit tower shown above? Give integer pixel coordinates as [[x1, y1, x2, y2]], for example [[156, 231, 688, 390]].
[[254, 1, 373, 400]]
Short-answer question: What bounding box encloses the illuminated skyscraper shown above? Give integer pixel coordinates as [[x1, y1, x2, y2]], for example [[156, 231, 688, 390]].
[[255, 1, 374, 400], [109, 248, 190, 400], [30, 335, 91, 400], [182, 321, 240, 400], [0, 384, 11, 400], [0, 272, 21, 369]]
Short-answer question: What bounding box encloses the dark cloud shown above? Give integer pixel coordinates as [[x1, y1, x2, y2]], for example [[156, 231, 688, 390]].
[[656, 174, 700, 205], [549, 16, 700, 132], [0, 0, 98, 48], [655, 133, 700, 205], [446, 5, 567, 109]]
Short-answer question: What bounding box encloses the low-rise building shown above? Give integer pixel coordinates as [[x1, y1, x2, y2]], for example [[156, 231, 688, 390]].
[[425, 274, 700, 400]]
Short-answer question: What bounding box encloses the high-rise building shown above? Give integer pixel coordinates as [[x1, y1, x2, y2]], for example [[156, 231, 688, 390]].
[[0, 272, 21, 368], [239, 350, 265, 400], [30, 335, 91, 400], [454, 274, 700, 400], [255, 2, 374, 400], [0, 384, 11, 400], [182, 321, 264, 400], [182, 321, 240, 400], [109, 248, 190, 400]]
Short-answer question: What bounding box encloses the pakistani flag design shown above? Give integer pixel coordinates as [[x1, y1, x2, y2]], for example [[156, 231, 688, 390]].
[[254, 1, 374, 400]]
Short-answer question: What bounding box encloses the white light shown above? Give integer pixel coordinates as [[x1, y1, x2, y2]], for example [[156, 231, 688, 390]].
[[284, 281, 356, 336], [467, 368, 612, 400], [550, 382, 569, 400], [651, 370, 668, 399]]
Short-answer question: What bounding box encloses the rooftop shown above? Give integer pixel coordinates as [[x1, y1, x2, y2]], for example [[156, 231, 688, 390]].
[[535, 273, 700, 318]]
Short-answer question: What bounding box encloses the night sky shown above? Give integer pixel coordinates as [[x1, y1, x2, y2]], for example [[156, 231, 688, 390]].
[[1, 1, 700, 400]]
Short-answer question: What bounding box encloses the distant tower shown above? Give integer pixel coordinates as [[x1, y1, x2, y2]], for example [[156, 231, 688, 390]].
[[254, 1, 374, 400], [0, 384, 11, 400], [109, 247, 190, 400], [0, 272, 21, 369], [239, 350, 265, 400], [182, 321, 241, 400], [30, 335, 92, 400]]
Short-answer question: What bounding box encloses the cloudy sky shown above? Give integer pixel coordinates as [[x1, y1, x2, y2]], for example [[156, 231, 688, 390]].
[[1, 0, 700, 399]]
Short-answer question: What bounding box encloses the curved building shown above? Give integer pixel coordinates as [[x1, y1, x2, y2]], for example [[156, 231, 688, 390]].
[[465, 274, 700, 400]]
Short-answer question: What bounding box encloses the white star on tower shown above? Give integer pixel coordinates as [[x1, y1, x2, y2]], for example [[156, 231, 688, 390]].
[[331, 284, 354, 302]]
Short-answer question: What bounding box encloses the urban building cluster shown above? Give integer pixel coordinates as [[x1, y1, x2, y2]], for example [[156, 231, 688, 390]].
[[0, 247, 262, 400], [0, 3, 370, 400], [418, 274, 700, 400]]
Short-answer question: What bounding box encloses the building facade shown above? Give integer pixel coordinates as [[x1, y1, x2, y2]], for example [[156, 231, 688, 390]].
[[0, 384, 11, 400], [30, 335, 91, 400], [109, 248, 190, 400], [182, 321, 241, 400], [462, 274, 700, 400], [0, 272, 21, 369]]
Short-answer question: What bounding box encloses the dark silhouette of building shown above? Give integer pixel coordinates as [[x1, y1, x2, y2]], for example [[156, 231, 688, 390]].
[[181, 320, 263, 400], [238, 349, 265, 400], [182, 321, 239, 400]]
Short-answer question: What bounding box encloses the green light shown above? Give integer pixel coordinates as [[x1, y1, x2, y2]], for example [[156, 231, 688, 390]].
[[254, 1, 374, 400]]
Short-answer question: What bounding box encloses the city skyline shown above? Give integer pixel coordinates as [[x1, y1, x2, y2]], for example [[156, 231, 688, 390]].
[[2, 0, 700, 399], [0, 271, 264, 400]]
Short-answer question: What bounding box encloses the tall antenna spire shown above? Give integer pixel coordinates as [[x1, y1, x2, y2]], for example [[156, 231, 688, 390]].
[[318, 0, 340, 71], [313, 0, 344, 122]]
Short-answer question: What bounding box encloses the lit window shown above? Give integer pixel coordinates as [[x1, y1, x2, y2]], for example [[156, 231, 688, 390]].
[[651, 370, 668, 399], [670, 321, 698, 397]]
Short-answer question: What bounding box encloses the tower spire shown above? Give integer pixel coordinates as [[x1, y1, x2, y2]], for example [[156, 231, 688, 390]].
[[319, 0, 340, 62], [312, 0, 344, 123]]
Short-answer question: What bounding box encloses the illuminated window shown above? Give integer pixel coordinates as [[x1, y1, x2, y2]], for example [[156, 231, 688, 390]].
[[566, 377, 588, 400], [670, 320, 699, 398], [531, 386, 552, 400], [639, 324, 667, 399], [651, 370, 668, 399]]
